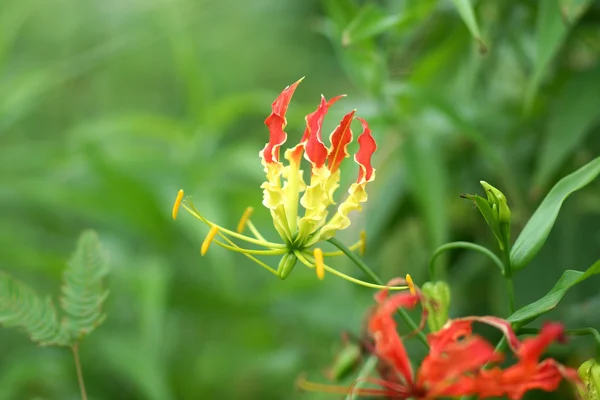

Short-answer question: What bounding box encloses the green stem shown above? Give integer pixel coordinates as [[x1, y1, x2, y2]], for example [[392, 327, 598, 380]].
[[429, 241, 504, 280], [328, 237, 429, 348], [344, 355, 379, 400], [72, 343, 88, 400], [502, 244, 516, 315]]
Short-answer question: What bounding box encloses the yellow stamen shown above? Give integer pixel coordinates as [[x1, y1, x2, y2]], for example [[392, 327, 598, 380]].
[[172, 189, 184, 220], [236, 207, 254, 233], [406, 274, 416, 295], [201, 226, 219, 256], [359, 230, 367, 255], [314, 248, 325, 280]]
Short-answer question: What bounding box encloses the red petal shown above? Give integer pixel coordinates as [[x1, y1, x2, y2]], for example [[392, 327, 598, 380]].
[[262, 78, 302, 163], [327, 110, 356, 173], [451, 316, 521, 354], [421, 336, 503, 397], [517, 322, 564, 365], [304, 95, 344, 168], [354, 117, 376, 183], [368, 291, 421, 388]]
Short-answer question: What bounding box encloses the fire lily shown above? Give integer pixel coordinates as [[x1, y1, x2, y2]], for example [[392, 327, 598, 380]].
[[173, 78, 404, 290], [298, 278, 583, 399]]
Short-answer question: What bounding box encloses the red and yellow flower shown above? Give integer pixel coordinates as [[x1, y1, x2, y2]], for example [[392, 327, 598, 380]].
[[173, 79, 401, 290], [299, 278, 584, 399]]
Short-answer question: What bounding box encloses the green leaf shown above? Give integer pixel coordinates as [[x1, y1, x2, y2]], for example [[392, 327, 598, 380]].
[[560, 0, 594, 23], [450, 0, 486, 52], [508, 259, 600, 327], [534, 66, 600, 189], [525, 0, 568, 109], [341, 4, 401, 46], [0, 272, 69, 346], [61, 230, 110, 341], [510, 157, 600, 272]]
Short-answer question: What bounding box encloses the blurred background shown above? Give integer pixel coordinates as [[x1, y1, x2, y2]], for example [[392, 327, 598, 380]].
[[1, 0, 600, 399]]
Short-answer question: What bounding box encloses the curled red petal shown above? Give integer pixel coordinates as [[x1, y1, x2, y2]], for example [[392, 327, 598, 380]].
[[368, 292, 421, 388], [451, 316, 521, 354], [262, 78, 303, 163], [517, 322, 564, 365], [354, 117, 376, 183], [327, 110, 356, 173], [304, 95, 344, 168]]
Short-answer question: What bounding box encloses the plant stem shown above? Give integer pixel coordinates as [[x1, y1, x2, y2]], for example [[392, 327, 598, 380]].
[[502, 248, 516, 315], [72, 343, 88, 400], [328, 237, 429, 348], [428, 241, 505, 280], [343, 355, 379, 400]]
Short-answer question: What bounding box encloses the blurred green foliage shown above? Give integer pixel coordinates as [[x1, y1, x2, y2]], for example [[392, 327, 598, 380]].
[[1, 0, 599, 399]]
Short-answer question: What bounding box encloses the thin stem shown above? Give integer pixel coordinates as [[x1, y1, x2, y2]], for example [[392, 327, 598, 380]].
[[213, 240, 287, 255], [502, 244, 516, 315], [328, 237, 429, 348], [214, 230, 279, 276], [182, 204, 286, 248], [246, 220, 267, 242], [429, 241, 504, 280], [72, 344, 88, 400], [298, 251, 408, 291], [322, 241, 362, 257], [344, 355, 379, 400]]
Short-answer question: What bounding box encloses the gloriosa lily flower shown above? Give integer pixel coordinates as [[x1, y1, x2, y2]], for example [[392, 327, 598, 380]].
[[299, 277, 583, 399], [173, 78, 403, 290]]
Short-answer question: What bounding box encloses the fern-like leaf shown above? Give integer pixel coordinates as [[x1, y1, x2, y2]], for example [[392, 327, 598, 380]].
[[0, 272, 70, 346], [61, 229, 109, 341]]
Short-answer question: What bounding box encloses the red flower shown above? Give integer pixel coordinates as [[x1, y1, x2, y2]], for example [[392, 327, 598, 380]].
[[366, 288, 583, 399]]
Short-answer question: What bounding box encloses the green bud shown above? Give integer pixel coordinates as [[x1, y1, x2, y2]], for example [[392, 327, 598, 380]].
[[463, 181, 511, 252], [480, 181, 511, 225], [277, 253, 297, 280], [421, 281, 451, 332], [326, 342, 362, 381], [578, 358, 600, 400]]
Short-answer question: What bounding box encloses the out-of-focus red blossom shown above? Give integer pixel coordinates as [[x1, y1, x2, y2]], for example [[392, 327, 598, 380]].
[[366, 285, 584, 399]]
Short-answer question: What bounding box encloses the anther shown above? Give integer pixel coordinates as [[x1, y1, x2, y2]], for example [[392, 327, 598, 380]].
[[236, 207, 254, 233], [172, 189, 184, 220], [314, 248, 325, 280], [201, 226, 219, 256], [406, 274, 416, 295], [359, 230, 367, 255]]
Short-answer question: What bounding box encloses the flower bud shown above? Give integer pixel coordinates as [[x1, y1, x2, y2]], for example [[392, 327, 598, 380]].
[[578, 358, 600, 399], [421, 281, 451, 332], [462, 181, 511, 252], [277, 253, 298, 280]]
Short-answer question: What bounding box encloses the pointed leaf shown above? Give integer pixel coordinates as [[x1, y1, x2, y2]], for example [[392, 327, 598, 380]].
[[525, 0, 568, 109], [510, 157, 600, 272], [509, 259, 600, 328], [450, 0, 486, 52], [341, 3, 402, 46]]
